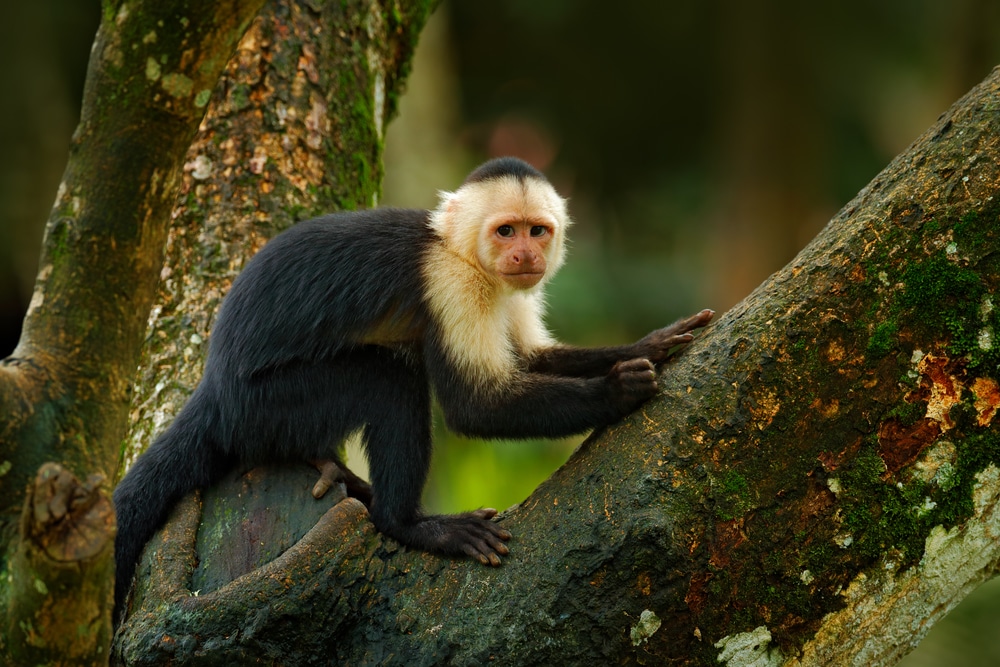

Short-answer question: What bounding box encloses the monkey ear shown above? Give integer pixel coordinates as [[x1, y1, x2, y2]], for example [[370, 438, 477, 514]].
[[429, 190, 461, 242], [435, 189, 458, 212]]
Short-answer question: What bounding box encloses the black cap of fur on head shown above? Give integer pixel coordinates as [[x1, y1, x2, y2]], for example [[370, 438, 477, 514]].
[[463, 157, 546, 186]]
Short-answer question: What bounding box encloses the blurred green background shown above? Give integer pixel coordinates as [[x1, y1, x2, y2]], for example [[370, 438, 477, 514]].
[[2, 1, 999, 663]]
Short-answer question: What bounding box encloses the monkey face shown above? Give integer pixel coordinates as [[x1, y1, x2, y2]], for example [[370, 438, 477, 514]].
[[486, 218, 553, 289], [429, 161, 572, 291]]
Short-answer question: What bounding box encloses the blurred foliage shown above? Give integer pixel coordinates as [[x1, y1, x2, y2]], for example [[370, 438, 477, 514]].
[[897, 577, 1000, 666], [4, 1, 1000, 662], [0, 1, 98, 354]]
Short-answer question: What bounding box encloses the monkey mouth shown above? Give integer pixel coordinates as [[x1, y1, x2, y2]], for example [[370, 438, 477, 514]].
[[500, 271, 544, 288]]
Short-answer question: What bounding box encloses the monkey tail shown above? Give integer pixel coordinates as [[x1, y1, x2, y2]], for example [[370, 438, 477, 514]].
[[112, 387, 230, 625]]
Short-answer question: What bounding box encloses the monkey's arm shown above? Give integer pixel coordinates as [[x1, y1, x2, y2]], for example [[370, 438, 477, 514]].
[[527, 309, 713, 377], [431, 353, 659, 440]]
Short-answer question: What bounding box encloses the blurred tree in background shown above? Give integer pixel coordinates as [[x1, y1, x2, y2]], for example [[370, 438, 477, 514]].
[[2, 1, 1000, 663]]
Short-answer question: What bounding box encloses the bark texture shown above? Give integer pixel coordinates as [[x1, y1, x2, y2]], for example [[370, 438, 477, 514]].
[[0, 1, 267, 663], [115, 67, 1000, 666], [6, 463, 115, 665]]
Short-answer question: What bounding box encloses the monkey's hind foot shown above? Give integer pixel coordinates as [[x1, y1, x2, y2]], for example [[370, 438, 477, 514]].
[[310, 459, 374, 507], [389, 509, 512, 567]]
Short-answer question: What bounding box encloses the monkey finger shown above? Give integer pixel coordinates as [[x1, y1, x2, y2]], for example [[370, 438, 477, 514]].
[[311, 479, 331, 499], [621, 361, 658, 383], [657, 309, 714, 338], [476, 517, 512, 541], [461, 540, 502, 567], [470, 507, 499, 520], [665, 333, 695, 346], [464, 520, 512, 550], [463, 543, 491, 566], [477, 525, 512, 542], [617, 358, 655, 373], [485, 533, 510, 555], [675, 309, 714, 333], [464, 522, 512, 559]]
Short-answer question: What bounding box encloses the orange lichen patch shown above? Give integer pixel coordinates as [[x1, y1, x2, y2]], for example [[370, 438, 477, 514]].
[[636, 572, 652, 596], [972, 377, 1000, 427], [918, 354, 961, 429], [877, 418, 942, 476], [749, 389, 781, 431], [810, 397, 840, 419], [826, 340, 846, 364]]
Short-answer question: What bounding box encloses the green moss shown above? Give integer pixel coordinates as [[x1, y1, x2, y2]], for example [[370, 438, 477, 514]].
[[885, 400, 925, 427], [714, 470, 751, 520], [46, 216, 73, 265], [953, 210, 990, 250], [857, 200, 1000, 371], [898, 254, 998, 369], [837, 408, 1000, 567], [840, 446, 927, 562], [900, 254, 981, 318], [721, 470, 748, 495], [866, 321, 898, 358], [229, 83, 251, 112], [935, 427, 1000, 524]]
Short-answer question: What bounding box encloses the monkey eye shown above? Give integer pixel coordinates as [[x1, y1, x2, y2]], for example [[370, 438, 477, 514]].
[[497, 225, 515, 238], [530, 225, 548, 237]]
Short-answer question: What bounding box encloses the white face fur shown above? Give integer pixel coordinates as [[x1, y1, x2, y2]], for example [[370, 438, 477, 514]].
[[423, 174, 571, 386], [429, 175, 572, 289]]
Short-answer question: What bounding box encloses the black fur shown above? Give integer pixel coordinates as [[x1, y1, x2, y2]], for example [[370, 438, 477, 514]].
[[113, 165, 702, 623], [463, 156, 544, 185]]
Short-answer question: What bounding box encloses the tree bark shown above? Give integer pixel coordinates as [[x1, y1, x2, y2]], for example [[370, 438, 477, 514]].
[[0, 1, 267, 663], [116, 66, 1000, 666]]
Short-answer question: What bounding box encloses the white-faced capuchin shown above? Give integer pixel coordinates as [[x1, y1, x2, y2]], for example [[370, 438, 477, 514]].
[[112, 157, 713, 620]]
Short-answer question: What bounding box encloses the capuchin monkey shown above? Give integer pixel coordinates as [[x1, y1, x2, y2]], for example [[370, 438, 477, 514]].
[[112, 157, 713, 621]]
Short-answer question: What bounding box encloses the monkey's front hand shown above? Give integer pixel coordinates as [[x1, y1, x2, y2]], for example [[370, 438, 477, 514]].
[[635, 308, 714, 364], [407, 510, 513, 566], [607, 358, 659, 414]]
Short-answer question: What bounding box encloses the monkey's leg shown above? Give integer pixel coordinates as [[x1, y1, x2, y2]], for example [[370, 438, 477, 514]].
[[262, 347, 508, 565], [356, 349, 511, 566]]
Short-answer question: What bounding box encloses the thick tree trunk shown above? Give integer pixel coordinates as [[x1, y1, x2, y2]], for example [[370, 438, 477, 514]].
[[0, 1, 267, 663], [114, 65, 1000, 667]]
